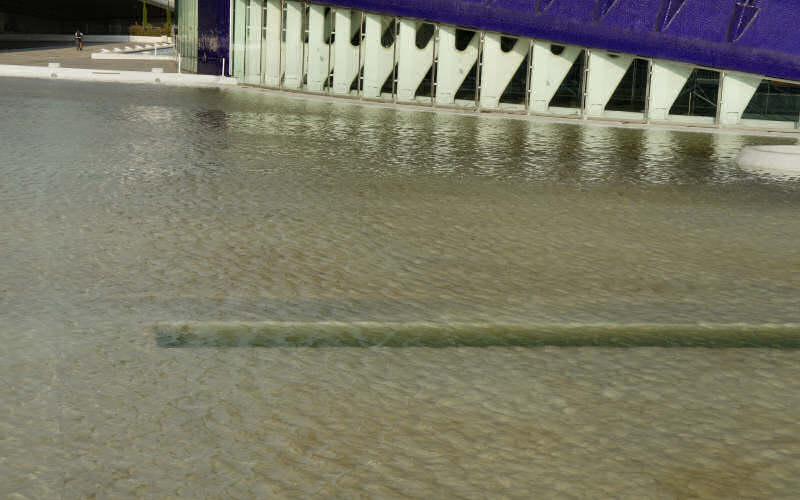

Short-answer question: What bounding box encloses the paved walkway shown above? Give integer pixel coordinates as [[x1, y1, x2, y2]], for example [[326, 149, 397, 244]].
[[0, 42, 177, 73]]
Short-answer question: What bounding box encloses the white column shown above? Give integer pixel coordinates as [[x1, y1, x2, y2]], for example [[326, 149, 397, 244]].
[[529, 41, 582, 113], [479, 34, 528, 109], [262, 0, 282, 87], [362, 14, 395, 98], [332, 9, 361, 95], [232, 0, 247, 79], [648, 60, 692, 121], [718, 72, 762, 126], [584, 50, 634, 117], [434, 26, 479, 105], [282, 1, 304, 89], [396, 20, 434, 102], [244, 0, 263, 84], [306, 4, 329, 92]]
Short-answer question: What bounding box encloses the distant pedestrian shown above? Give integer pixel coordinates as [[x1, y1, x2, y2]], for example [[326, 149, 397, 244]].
[[74, 30, 84, 51]]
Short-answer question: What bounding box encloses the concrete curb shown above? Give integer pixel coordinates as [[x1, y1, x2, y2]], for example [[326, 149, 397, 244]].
[[0, 64, 236, 88], [91, 53, 175, 61]]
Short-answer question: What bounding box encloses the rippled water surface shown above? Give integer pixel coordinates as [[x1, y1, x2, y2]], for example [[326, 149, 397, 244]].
[[2, 78, 800, 498]]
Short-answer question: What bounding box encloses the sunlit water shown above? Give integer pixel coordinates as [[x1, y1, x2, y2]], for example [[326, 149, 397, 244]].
[[2, 78, 800, 498]]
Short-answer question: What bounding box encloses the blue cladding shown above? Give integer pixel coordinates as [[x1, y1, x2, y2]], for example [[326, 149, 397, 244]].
[[314, 0, 800, 81], [197, 0, 230, 76]]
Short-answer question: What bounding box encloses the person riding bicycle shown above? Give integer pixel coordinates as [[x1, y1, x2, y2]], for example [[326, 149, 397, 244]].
[[74, 30, 84, 51]]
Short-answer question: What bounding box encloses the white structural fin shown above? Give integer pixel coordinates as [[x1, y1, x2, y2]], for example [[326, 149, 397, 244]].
[[529, 41, 582, 113], [435, 26, 479, 105], [362, 14, 395, 98], [584, 50, 635, 117], [396, 20, 434, 102], [718, 72, 762, 126], [648, 60, 693, 121], [306, 5, 331, 92], [332, 9, 362, 95], [480, 34, 529, 109]]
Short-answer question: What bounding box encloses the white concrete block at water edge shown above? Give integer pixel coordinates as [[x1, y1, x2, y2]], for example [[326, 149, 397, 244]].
[[737, 145, 800, 175]]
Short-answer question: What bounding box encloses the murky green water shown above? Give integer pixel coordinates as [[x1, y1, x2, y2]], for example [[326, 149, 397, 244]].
[[2, 78, 800, 498]]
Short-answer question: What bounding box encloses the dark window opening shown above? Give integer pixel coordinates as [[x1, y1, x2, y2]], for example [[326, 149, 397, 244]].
[[416, 23, 435, 49], [500, 36, 517, 53], [454, 62, 479, 101], [415, 67, 434, 99], [548, 50, 585, 109], [669, 69, 720, 117], [381, 19, 396, 48], [743, 80, 800, 122], [605, 58, 649, 113], [500, 55, 530, 105], [455, 29, 476, 51]]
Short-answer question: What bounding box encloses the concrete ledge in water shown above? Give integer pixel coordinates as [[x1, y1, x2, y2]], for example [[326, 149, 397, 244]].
[[0, 64, 236, 88], [737, 145, 800, 176], [153, 322, 800, 348]]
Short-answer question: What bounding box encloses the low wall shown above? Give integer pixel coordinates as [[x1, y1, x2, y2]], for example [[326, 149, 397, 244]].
[[0, 64, 235, 87], [0, 34, 171, 44]]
